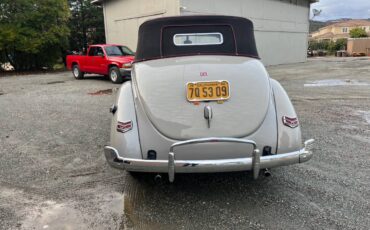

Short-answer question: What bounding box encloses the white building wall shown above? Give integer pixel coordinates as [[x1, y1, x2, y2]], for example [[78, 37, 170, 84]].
[[180, 0, 310, 65], [103, 0, 180, 50], [102, 0, 311, 65]]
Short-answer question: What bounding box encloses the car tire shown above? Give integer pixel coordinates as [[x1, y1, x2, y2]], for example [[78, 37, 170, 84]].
[[72, 65, 84, 79], [109, 66, 123, 84]]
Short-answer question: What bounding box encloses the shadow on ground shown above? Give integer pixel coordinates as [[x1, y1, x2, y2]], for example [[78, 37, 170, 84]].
[[82, 74, 131, 83]]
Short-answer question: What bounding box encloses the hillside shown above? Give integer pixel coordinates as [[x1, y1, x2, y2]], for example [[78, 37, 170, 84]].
[[309, 18, 356, 33], [309, 20, 328, 33]]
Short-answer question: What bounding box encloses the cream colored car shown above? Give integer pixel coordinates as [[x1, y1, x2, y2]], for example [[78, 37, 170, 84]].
[[104, 15, 314, 182]]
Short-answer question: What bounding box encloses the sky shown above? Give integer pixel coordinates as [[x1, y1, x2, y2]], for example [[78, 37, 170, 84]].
[[310, 0, 370, 21]]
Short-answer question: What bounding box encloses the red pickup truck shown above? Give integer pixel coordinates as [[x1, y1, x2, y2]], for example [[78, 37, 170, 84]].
[[66, 44, 135, 84]]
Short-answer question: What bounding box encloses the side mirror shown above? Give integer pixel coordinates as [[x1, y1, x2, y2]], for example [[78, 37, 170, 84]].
[[97, 52, 105, 57]]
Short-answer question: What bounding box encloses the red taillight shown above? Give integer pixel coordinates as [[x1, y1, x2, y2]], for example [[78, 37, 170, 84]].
[[282, 116, 299, 128], [117, 121, 133, 133]]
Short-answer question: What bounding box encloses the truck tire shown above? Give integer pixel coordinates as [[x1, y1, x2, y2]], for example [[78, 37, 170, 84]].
[[109, 66, 123, 84], [72, 65, 84, 79]]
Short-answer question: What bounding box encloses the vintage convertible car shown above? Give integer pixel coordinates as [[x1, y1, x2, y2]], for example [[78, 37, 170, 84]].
[[104, 15, 314, 182]]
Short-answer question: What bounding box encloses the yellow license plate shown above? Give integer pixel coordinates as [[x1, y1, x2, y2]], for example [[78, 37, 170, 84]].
[[186, 81, 230, 102]]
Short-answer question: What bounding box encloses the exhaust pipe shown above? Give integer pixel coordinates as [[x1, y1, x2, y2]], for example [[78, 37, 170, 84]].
[[154, 174, 162, 183], [263, 168, 271, 177]]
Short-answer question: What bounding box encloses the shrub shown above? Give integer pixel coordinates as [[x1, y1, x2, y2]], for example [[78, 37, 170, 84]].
[[308, 38, 348, 55], [349, 28, 368, 38]]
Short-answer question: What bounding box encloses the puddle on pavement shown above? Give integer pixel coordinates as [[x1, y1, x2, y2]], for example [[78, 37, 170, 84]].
[[20, 190, 124, 230], [353, 110, 370, 124], [21, 201, 88, 230], [304, 79, 370, 87], [46, 81, 65, 85], [88, 88, 118, 96], [347, 135, 370, 144]]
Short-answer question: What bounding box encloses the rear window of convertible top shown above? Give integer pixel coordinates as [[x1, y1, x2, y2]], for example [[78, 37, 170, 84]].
[[161, 25, 236, 57], [173, 32, 224, 46]]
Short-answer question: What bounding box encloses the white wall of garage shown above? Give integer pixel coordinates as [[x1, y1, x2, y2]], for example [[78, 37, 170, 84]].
[[101, 0, 315, 65], [180, 0, 311, 65], [102, 0, 180, 50]]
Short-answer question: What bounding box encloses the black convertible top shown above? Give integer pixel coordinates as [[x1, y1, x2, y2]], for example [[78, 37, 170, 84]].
[[135, 15, 259, 62]]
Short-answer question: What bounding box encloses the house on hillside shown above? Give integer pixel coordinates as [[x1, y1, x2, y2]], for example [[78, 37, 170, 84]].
[[92, 0, 318, 66], [310, 19, 370, 42]]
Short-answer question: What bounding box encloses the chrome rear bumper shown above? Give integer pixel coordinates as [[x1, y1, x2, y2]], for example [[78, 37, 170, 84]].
[[104, 138, 314, 182]]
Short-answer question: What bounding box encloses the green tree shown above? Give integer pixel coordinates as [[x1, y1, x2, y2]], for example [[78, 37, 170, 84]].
[[68, 0, 105, 52], [0, 0, 70, 71], [335, 38, 347, 50], [349, 28, 368, 38]]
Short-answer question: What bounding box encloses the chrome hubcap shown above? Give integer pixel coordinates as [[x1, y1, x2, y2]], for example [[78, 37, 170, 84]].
[[110, 70, 118, 81], [73, 67, 79, 77]]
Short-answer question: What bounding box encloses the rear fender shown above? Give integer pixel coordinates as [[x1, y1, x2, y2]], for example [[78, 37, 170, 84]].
[[270, 79, 302, 153], [68, 59, 80, 70], [109, 81, 142, 159]]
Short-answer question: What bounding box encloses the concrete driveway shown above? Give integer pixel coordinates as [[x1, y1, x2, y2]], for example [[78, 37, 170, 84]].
[[0, 57, 369, 229]]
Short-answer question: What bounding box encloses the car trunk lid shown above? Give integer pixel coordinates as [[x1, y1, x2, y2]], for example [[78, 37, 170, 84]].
[[133, 56, 271, 140]]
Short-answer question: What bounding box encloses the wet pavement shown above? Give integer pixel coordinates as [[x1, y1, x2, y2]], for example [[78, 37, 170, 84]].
[[1, 57, 370, 229]]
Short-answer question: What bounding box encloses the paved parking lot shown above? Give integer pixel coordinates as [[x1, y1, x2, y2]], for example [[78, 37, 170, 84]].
[[1, 57, 369, 229]]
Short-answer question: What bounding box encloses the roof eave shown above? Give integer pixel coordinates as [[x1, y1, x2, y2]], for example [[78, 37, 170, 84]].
[[92, 0, 319, 5], [91, 0, 103, 5]]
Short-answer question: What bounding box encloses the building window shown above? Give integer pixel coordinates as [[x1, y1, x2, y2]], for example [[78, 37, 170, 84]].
[[342, 27, 348, 33]]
